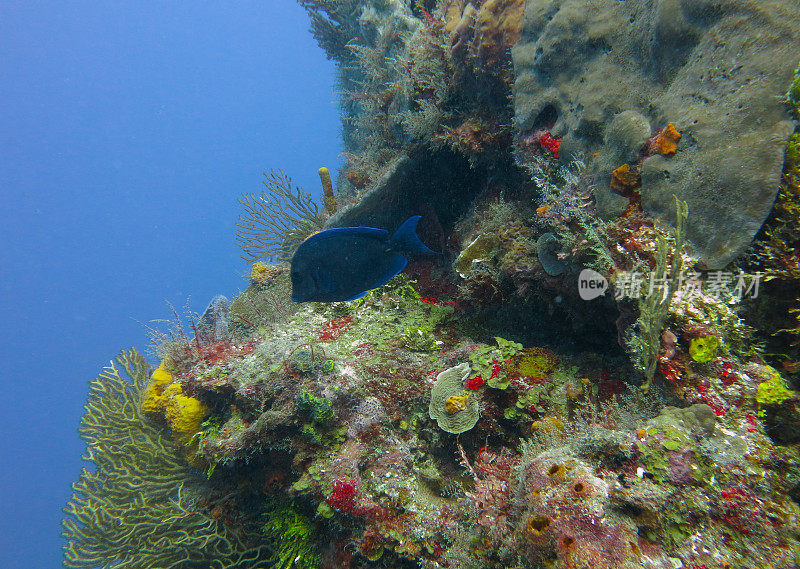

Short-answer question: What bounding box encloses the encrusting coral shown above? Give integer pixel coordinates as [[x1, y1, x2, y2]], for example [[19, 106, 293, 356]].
[[428, 362, 480, 433]]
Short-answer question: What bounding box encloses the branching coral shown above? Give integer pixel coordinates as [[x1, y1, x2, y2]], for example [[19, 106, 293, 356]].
[[342, 37, 411, 168], [298, 0, 363, 60], [62, 349, 271, 568], [236, 169, 326, 263], [399, 17, 457, 143]]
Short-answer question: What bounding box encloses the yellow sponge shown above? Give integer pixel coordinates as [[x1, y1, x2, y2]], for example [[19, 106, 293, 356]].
[[140, 362, 208, 446], [140, 362, 172, 414], [162, 384, 208, 445]]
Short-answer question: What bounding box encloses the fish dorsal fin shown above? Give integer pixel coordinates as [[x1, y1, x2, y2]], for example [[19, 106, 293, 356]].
[[343, 290, 369, 301], [389, 216, 437, 255], [304, 225, 389, 246]]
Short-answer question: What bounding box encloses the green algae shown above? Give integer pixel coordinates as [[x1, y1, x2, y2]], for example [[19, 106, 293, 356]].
[[756, 369, 795, 406]]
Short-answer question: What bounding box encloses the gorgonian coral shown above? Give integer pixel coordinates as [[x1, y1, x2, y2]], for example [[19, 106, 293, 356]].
[[236, 169, 326, 263], [62, 349, 271, 568]]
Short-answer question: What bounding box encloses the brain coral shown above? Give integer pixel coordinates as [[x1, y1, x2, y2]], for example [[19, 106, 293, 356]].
[[429, 362, 480, 434]]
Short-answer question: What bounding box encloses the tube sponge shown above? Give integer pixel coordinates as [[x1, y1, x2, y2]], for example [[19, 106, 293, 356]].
[[318, 166, 337, 215]]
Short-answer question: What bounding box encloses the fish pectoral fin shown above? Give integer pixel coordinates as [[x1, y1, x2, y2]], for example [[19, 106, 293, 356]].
[[367, 254, 408, 291]]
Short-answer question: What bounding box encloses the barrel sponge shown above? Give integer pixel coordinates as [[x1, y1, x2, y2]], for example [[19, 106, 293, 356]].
[[429, 363, 480, 434]]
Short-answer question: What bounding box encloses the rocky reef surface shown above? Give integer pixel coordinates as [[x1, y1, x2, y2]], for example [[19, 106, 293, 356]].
[[62, 1, 800, 568], [63, 272, 800, 568], [512, 0, 800, 267]]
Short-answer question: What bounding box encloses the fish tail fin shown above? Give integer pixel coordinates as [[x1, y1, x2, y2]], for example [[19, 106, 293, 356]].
[[390, 216, 437, 255]]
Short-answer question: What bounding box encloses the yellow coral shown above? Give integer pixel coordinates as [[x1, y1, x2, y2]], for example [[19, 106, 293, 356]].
[[756, 370, 795, 406], [445, 393, 470, 414], [689, 335, 719, 363], [516, 347, 559, 379], [140, 361, 173, 415], [531, 415, 564, 432], [162, 383, 208, 446]]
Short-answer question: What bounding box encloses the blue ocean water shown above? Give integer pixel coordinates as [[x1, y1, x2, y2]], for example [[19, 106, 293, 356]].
[[0, 3, 339, 567]]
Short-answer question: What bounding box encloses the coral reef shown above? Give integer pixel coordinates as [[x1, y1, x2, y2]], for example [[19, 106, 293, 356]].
[[62, 349, 272, 568], [62, 3, 800, 569], [66, 259, 800, 566]]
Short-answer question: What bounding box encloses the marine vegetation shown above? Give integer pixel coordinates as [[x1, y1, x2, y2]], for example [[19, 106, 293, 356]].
[[64, 2, 800, 569], [262, 500, 321, 569], [236, 169, 327, 263], [625, 196, 688, 391], [62, 349, 272, 568]]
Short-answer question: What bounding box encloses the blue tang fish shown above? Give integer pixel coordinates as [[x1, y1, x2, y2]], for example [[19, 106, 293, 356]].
[[290, 215, 436, 302]]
